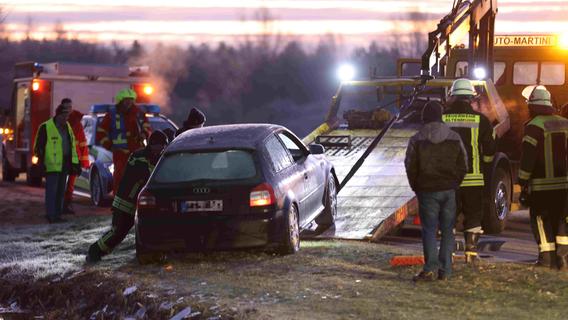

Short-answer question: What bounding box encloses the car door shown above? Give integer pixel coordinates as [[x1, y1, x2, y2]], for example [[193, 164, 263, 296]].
[[264, 134, 307, 220], [276, 131, 325, 223]]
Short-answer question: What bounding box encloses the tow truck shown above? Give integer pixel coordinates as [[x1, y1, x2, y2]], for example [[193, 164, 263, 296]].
[[1, 62, 157, 185], [304, 0, 568, 240]]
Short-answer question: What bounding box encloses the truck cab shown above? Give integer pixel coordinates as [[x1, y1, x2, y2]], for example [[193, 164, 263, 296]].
[[447, 34, 568, 159]]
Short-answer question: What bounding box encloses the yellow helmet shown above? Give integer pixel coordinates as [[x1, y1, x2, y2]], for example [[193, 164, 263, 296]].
[[115, 88, 137, 103], [527, 86, 553, 107], [449, 78, 476, 97]]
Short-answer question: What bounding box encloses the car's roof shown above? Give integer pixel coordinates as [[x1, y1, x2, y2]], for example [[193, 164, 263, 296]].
[[167, 123, 286, 153]]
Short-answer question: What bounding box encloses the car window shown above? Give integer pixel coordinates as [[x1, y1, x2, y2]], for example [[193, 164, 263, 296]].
[[81, 117, 96, 146], [265, 135, 293, 172], [277, 132, 305, 161], [152, 150, 257, 183]]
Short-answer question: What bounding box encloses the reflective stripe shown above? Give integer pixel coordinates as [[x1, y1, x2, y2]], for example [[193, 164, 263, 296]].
[[531, 176, 568, 184], [544, 133, 554, 178], [96, 127, 107, 133], [472, 127, 480, 175], [536, 216, 556, 252], [483, 155, 494, 163], [465, 251, 478, 256], [460, 180, 484, 187], [99, 137, 110, 144], [522, 135, 538, 147], [113, 196, 136, 215], [556, 236, 568, 245], [519, 170, 531, 180], [540, 243, 556, 252], [531, 183, 568, 191]]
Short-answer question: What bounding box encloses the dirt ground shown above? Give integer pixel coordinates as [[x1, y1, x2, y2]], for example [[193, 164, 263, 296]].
[[1, 181, 568, 320]]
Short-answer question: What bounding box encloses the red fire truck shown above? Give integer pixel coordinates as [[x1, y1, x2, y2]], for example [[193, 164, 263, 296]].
[[1, 62, 155, 185]]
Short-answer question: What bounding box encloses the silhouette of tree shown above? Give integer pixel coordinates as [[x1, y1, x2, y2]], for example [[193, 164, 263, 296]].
[[53, 20, 67, 41]]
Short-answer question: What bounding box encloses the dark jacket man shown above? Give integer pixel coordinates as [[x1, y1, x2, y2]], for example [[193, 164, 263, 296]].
[[405, 101, 467, 282], [175, 107, 206, 137]]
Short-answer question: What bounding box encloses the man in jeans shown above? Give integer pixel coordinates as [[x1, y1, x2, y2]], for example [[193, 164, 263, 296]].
[[405, 101, 467, 281]]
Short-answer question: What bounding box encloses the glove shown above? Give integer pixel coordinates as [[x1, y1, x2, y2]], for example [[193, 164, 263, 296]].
[[519, 186, 530, 208]]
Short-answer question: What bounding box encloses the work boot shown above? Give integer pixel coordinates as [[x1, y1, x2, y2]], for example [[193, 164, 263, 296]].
[[437, 270, 449, 281], [86, 243, 103, 264], [62, 202, 75, 215], [412, 271, 436, 282], [556, 255, 568, 271], [464, 232, 480, 264], [535, 251, 556, 268]]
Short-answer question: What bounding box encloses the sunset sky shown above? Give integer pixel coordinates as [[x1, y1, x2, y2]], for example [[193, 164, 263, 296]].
[[1, 0, 567, 48]]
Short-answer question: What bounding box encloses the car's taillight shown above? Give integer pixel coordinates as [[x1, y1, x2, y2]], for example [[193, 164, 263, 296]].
[[138, 188, 156, 208], [250, 183, 276, 207]]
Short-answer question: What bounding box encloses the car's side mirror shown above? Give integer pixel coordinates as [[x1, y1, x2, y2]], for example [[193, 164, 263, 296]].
[[309, 144, 325, 155]]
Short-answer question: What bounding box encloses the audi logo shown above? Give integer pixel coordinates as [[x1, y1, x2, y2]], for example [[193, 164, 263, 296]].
[[193, 187, 210, 194]]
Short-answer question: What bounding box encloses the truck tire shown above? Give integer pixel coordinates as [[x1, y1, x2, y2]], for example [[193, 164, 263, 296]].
[[2, 155, 16, 182], [482, 167, 511, 234], [278, 204, 300, 255], [315, 174, 338, 227]]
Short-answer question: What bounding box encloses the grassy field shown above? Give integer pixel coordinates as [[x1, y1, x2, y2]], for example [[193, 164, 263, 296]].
[[1, 216, 568, 319]]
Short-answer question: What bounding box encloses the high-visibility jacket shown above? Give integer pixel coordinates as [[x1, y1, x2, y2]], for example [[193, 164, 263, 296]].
[[443, 100, 496, 187], [111, 148, 155, 215], [34, 118, 79, 173], [68, 110, 89, 169], [96, 105, 151, 152], [519, 111, 568, 192]]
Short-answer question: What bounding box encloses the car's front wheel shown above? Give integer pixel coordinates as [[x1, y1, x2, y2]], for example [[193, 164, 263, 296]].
[[316, 174, 338, 227], [482, 167, 511, 234], [278, 204, 300, 255], [90, 170, 109, 207]]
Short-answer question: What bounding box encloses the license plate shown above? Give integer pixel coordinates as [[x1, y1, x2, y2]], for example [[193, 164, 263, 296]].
[[180, 200, 223, 213]]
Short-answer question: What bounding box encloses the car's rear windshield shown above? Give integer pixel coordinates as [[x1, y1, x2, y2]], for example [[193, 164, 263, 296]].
[[152, 150, 257, 183]]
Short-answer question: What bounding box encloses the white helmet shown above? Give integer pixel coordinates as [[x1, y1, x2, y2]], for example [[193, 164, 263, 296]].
[[449, 78, 476, 97], [527, 86, 553, 107]]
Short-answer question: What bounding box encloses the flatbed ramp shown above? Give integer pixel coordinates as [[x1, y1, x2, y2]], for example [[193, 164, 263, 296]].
[[307, 127, 418, 240]]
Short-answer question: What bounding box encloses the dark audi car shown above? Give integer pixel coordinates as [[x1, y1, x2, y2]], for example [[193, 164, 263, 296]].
[[135, 124, 338, 261]]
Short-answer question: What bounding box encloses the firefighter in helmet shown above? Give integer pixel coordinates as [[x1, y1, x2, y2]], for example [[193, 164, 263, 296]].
[[86, 130, 168, 263], [519, 86, 568, 269], [443, 78, 496, 263], [96, 88, 152, 193]]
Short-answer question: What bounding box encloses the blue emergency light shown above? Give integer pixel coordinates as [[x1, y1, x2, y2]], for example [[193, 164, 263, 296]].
[[90, 104, 161, 114]]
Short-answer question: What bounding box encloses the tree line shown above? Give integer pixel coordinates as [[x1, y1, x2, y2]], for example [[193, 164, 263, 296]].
[[0, 36, 410, 136]]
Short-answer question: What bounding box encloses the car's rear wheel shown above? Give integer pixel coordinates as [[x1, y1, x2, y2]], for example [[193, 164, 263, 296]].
[[316, 174, 338, 227], [278, 204, 300, 255], [90, 170, 109, 207], [135, 228, 165, 265]]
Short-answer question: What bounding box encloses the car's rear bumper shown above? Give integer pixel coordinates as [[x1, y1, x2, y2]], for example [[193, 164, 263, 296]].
[[135, 210, 286, 252]]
